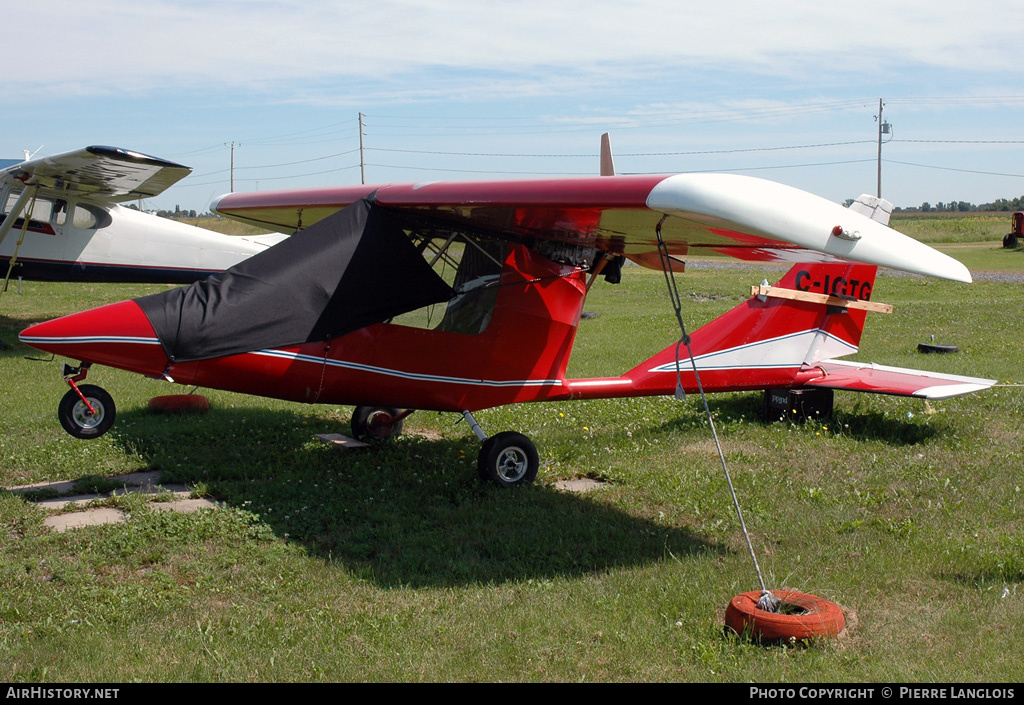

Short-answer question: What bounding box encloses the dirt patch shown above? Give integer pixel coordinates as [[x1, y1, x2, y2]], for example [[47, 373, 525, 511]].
[[555, 477, 606, 493]]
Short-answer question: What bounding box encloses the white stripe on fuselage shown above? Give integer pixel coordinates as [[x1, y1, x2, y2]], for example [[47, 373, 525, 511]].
[[17, 335, 561, 389], [18, 334, 163, 346], [252, 349, 562, 388]]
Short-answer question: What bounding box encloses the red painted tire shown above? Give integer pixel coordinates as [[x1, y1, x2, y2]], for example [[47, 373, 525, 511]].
[[725, 589, 845, 641], [147, 394, 211, 414]]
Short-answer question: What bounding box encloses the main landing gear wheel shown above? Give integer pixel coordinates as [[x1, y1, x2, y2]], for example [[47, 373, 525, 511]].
[[58, 385, 116, 439], [351, 406, 404, 441], [477, 431, 539, 488]]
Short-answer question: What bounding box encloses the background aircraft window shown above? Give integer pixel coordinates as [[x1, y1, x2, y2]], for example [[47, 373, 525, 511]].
[[28, 198, 54, 223], [71, 203, 111, 230], [51, 199, 69, 226], [2, 190, 24, 216], [0, 192, 67, 231]]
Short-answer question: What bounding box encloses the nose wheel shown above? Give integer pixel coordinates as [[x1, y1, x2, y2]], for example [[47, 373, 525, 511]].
[[58, 384, 116, 439]]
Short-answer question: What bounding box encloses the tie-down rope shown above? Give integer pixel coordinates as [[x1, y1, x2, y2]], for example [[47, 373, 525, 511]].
[[654, 216, 779, 613]]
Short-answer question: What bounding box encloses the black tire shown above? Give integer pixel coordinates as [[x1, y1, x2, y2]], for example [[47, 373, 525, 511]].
[[58, 385, 116, 439], [917, 343, 959, 354], [351, 406, 403, 441], [477, 431, 539, 487]]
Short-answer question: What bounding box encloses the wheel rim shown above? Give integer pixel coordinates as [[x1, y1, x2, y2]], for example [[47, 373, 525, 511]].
[[71, 398, 106, 430], [366, 411, 393, 438], [495, 446, 528, 483]]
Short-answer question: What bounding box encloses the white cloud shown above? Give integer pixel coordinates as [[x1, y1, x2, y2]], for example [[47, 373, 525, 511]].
[[9, 0, 1024, 100]]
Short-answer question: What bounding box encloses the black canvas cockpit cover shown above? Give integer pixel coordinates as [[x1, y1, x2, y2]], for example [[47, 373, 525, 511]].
[[135, 199, 454, 362]]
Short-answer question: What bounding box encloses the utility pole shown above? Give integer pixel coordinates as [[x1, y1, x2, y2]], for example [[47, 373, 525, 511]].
[[227, 141, 240, 192], [875, 99, 891, 199], [358, 113, 366, 185]]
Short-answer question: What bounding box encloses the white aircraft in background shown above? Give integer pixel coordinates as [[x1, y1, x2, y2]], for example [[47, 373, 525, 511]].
[[0, 145, 285, 286]]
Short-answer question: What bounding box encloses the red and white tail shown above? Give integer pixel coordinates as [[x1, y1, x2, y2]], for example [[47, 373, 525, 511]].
[[563, 261, 993, 402], [620, 263, 878, 396], [618, 261, 995, 399]]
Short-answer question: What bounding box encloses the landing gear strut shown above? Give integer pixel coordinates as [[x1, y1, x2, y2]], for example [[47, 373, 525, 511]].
[[462, 410, 539, 487]]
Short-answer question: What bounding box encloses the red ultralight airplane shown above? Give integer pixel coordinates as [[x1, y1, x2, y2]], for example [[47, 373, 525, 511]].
[[19, 170, 994, 486]]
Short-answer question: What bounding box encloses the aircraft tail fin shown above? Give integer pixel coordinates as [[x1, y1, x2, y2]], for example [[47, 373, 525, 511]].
[[600, 133, 615, 176], [848, 194, 893, 225], [564, 261, 993, 402], [621, 262, 879, 395]]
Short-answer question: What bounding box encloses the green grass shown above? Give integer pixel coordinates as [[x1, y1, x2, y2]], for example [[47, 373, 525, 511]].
[[1, 222, 1023, 682], [890, 212, 1011, 244], [181, 215, 275, 237]]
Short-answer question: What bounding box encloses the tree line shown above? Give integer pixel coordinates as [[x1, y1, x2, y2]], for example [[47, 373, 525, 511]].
[[855, 196, 1024, 213]]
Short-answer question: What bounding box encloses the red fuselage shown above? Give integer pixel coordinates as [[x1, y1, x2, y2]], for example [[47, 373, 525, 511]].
[[20, 244, 881, 416], [22, 243, 624, 413]]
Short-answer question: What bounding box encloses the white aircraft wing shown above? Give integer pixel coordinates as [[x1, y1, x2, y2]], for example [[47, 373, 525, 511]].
[[1, 145, 191, 202]]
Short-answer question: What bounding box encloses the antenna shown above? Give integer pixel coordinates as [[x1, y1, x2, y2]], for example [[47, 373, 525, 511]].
[[22, 146, 43, 162]]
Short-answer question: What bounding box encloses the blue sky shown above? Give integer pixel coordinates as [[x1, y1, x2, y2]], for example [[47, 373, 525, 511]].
[[5, 1, 1024, 213]]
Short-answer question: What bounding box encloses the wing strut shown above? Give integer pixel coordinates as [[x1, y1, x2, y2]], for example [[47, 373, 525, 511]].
[[1, 185, 39, 294]]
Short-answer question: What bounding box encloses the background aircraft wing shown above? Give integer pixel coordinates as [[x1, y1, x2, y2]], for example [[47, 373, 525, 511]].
[[1, 146, 191, 202], [805, 359, 995, 400], [211, 173, 971, 283]]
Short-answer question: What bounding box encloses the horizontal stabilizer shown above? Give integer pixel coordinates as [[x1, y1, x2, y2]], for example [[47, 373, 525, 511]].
[[805, 359, 995, 400]]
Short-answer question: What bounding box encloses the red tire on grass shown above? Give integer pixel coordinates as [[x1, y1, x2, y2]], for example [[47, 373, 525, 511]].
[[147, 394, 211, 414], [725, 589, 845, 641]]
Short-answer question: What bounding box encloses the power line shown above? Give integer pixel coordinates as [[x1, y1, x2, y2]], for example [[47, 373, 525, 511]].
[[185, 163, 362, 188], [367, 140, 877, 160], [894, 139, 1024, 145], [884, 159, 1024, 179], [191, 149, 361, 179]]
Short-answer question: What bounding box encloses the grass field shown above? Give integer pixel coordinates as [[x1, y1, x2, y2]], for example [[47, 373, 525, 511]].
[[0, 219, 1022, 682]]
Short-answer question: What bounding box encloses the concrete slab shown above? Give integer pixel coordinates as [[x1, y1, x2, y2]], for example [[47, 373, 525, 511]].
[[151, 498, 218, 513], [44, 508, 126, 533], [5, 470, 221, 531]]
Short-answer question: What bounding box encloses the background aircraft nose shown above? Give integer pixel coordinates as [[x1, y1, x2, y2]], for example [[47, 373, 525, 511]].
[[20, 300, 169, 377]]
